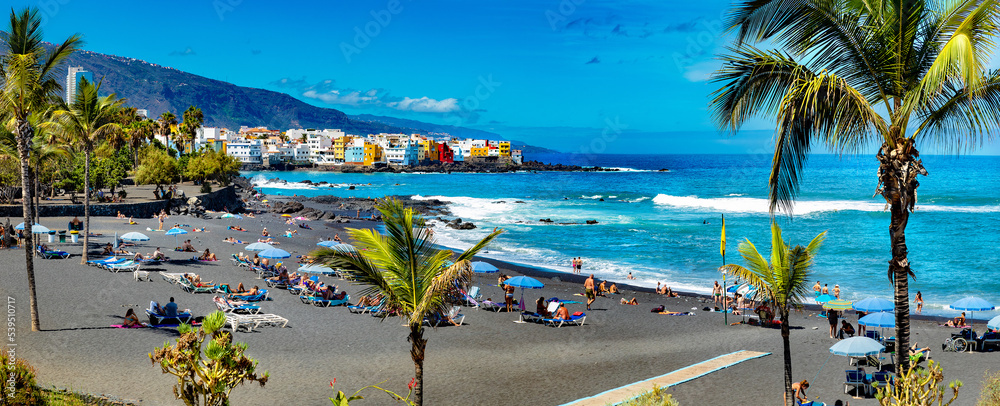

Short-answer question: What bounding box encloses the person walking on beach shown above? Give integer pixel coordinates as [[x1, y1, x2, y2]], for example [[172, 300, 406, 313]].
[[584, 274, 596, 310], [915, 291, 923, 314], [828, 309, 840, 339], [833, 284, 841, 299], [504, 282, 515, 312], [713, 281, 722, 305]]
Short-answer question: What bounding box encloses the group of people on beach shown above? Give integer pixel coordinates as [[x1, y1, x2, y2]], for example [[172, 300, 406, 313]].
[[570, 257, 583, 274]]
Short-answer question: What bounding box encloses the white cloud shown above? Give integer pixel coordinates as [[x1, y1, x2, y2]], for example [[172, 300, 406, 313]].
[[682, 60, 719, 82], [387, 97, 461, 113]]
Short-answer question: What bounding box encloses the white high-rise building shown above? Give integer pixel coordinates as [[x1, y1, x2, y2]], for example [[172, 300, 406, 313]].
[[65, 66, 93, 103]]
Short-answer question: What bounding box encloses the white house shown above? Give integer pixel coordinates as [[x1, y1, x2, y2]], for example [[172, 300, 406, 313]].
[[226, 139, 263, 165]]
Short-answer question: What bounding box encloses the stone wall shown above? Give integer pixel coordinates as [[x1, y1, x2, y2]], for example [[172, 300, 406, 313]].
[[0, 186, 243, 218]]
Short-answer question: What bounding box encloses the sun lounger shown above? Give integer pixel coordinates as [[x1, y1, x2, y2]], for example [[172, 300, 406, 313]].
[[301, 294, 350, 307], [96, 258, 128, 269], [145, 301, 193, 325], [105, 261, 140, 273], [519, 312, 543, 323], [479, 300, 505, 312], [37, 246, 70, 259], [543, 312, 586, 327], [213, 296, 261, 314], [844, 370, 868, 398], [424, 306, 464, 327], [226, 313, 288, 331], [161, 273, 185, 284], [134, 270, 151, 282], [179, 278, 217, 294], [868, 372, 892, 394], [229, 289, 268, 302], [224, 314, 257, 333], [87, 256, 116, 266]]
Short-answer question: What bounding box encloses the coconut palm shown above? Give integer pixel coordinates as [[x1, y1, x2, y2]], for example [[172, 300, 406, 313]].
[[178, 105, 203, 155], [157, 111, 176, 149], [310, 198, 502, 406], [0, 7, 82, 331], [126, 119, 156, 168], [711, 0, 1000, 372], [721, 222, 825, 406], [52, 77, 123, 263]]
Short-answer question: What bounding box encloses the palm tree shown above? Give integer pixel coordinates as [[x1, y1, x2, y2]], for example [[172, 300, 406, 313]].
[[157, 111, 176, 150], [0, 7, 82, 331], [52, 77, 123, 264], [310, 198, 502, 406], [711, 0, 1000, 373], [178, 105, 203, 155], [126, 119, 155, 168], [721, 222, 825, 406]]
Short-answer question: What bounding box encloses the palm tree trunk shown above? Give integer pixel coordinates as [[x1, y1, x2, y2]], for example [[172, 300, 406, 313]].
[[81, 148, 91, 264], [877, 140, 925, 376], [33, 162, 40, 224], [409, 323, 425, 406], [27, 165, 36, 256], [16, 119, 40, 331], [780, 313, 794, 406]]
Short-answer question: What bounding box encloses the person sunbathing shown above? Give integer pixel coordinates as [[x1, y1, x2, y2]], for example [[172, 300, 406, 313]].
[[133, 252, 145, 261], [229, 286, 261, 300], [123, 308, 141, 328], [257, 238, 278, 244], [223, 237, 244, 244], [909, 343, 931, 359], [102, 243, 114, 255], [597, 281, 607, 296], [189, 274, 215, 287], [333, 234, 343, 242], [128, 216, 137, 225], [193, 227, 207, 232], [180, 240, 196, 252], [620, 297, 638, 305], [553, 303, 571, 320], [150, 248, 166, 261], [228, 225, 247, 232], [261, 228, 270, 237], [117, 211, 126, 219], [198, 249, 217, 261], [945, 312, 967, 327], [609, 283, 619, 294], [299, 223, 312, 230], [535, 297, 550, 317]]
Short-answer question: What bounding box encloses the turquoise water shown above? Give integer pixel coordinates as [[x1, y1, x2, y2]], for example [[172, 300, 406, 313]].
[[246, 153, 1000, 317]]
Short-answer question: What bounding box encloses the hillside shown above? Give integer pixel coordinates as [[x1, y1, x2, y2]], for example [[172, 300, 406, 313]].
[[349, 114, 557, 153]]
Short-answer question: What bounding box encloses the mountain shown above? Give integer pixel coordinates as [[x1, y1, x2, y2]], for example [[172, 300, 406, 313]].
[[50, 46, 554, 154]]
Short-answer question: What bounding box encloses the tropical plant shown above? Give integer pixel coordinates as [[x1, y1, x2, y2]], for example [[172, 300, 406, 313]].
[[149, 311, 268, 406], [874, 354, 961, 405], [135, 145, 178, 199], [720, 222, 825, 406], [0, 6, 82, 331], [979, 371, 1000, 406], [0, 352, 43, 406], [711, 0, 1000, 373], [615, 385, 680, 406], [177, 105, 203, 156], [310, 198, 503, 406], [52, 77, 123, 263], [328, 378, 416, 406], [126, 118, 156, 168], [157, 111, 177, 148]]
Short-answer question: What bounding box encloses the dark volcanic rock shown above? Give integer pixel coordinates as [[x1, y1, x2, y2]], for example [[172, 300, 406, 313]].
[[586, 220, 599, 224], [539, 218, 553, 223]]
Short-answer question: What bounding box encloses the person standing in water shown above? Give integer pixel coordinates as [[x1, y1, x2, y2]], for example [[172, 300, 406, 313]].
[[915, 291, 924, 314]]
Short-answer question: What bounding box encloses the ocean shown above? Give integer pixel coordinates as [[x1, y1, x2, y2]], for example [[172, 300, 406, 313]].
[[246, 153, 1000, 318]]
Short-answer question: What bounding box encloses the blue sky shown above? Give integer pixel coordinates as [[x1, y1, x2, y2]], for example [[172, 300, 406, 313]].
[[28, 0, 1000, 154]]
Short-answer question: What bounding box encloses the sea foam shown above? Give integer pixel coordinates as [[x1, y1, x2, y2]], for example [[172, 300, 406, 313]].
[[651, 194, 1000, 214]]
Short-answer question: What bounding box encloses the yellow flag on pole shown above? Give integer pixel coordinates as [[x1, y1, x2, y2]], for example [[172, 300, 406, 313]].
[[720, 214, 726, 257]]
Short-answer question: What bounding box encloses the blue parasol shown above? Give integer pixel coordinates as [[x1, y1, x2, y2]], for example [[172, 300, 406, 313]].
[[258, 248, 291, 259], [245, 242, 274, 251], [471, 261, 499, 273], [853, 297, 894, 313], [829, 336, 884, 357], [165, 227, 187, 246], [858, 312, 895, 328], [988, 315, 1000, 331], [950, 296, 995, 325], [120, 232, 150, 242], [503, 276, 544, 311], [815, 294, 836, 303]]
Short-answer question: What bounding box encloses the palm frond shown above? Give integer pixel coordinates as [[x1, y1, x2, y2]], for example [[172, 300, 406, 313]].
[[912, 70, 1000, 150]]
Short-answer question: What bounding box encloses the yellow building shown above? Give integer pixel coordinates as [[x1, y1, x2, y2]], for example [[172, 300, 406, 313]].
[[363, 142, 383, 166], [498, 141, 511, 156], [419, 139, 437, 161], [333, 136, 353, 162], [471, 146, 489, 157]]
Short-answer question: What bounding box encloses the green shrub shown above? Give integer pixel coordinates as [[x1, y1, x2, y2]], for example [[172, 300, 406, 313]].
[[980, 371, 1000, 406], [615, 386, 679, 406], [199, 182, 212, 194], [875, 355, 961, 405], [0, 353, 44, 406]]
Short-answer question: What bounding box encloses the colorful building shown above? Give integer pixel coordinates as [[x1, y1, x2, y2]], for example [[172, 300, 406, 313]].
[[363, 141, 383, 166], [437, 143, 454, 163]]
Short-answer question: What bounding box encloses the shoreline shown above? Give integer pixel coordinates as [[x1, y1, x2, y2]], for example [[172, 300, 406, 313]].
[[244, 159, 667, 174]]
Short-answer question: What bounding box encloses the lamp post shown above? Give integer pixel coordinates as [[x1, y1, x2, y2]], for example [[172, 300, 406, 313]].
[[722, 269, 728, 325]]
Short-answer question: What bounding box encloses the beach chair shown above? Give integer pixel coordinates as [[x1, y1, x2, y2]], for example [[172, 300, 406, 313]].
[[213, 296, 261, 314], [543, 312, 586, 328], [304, 294, 350, 307], [519, 312, 543, 323], [479, 300, 505, 312], [224, 314, 257, 333], [865, 330, 882, 342], [868, 372, 892, 394], [96, 258, 128, 269], [37, 246, 70, 259], [179, 278, 217, 294], [844, 370, 868, 398], [134, 270, 151, 282], [425, 306, 464, 327], [463, 286, 481, 307], [230, 289, 269, 303], [106, 261, 140, 273], [145, 301, 193, 325], [161, 273, 185, 284]]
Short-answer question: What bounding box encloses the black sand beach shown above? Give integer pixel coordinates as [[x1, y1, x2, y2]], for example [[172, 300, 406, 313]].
[[1, 202, 995, 405]]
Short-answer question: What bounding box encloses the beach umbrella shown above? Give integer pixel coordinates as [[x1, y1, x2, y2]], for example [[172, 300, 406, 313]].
[[165, 227, 188, 246], [281, 214, 292, 217], [503, 276, 544, 311], [471, 261, 499, 273], [829, 336, 884, 357], [294, 216, 309, 221], [950, 296, 995, 324], [221, 213, 242, 219], [823, 299, 854, 311], [987, 315, 1000, 331], [15, 223, 49, 233], [858, 312, 895, 328], [258, 248, 291, 259], [245, 242, 274, 251], [316, 240, 345, 248], [120, 232, 150, 242], [815, 294, 836, 303], [726, 284, 740, 293], [299, 263, 334, 275], [853, 297, 894, 313]]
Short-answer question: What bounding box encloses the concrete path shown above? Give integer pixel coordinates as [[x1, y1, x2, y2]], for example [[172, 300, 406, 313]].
[[561, 350, 771, 406]]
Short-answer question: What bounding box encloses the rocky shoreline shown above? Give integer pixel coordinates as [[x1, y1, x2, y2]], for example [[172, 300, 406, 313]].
[[259, 160, 670, 174]]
